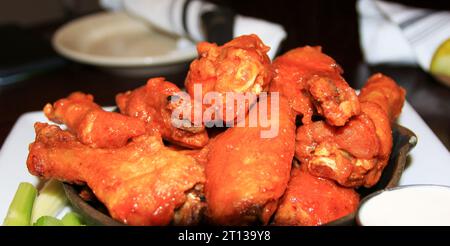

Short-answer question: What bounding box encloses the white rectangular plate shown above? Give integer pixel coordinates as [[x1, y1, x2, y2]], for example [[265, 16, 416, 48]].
[[0, 102, 449, 221]]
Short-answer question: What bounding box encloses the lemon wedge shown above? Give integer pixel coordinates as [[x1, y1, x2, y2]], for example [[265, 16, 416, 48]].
[[430, 38, 450, 87]]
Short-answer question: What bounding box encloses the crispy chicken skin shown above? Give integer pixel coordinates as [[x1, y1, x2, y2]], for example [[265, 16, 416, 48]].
[[359, 73, 406, 122], [295, 73, 405, 187], [27, 123, 206, 226], [116, 77, 209, 149], [273, 166, 359, 226], [44, 92, 146, 148], [270, 46, 360, 126], [185, 34, 272, 122], [205, 96, 296, 225]]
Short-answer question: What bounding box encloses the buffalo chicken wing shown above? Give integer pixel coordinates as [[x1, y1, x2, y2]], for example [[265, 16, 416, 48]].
[[116, 77, 209, 149], [270, 46, 360, 126], [295, 73, 405, 187], [27, 123, 206, 226], [205, 96, 296, 225], [273, 165, 359, 226], [44, 92, 146, 148], [185, 34, 272, 122]]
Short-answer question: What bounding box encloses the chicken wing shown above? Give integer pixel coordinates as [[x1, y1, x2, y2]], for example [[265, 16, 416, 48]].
[[359, 73, 406, 122], [270, 46, 360, 126], [44, 92, 146, 148], [27, 123, 206, 226], [295, 73, 405, 187], [205, 96, 296, 225], [184, 34, 272, 122], [116, 77, 209, 149], [273, 165, 359, 226]]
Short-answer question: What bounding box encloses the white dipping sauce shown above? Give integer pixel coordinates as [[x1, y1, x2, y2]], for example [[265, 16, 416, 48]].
[[358, 185, 450, 226]]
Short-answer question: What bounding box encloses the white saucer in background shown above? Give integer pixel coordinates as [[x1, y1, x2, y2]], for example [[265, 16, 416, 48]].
[[52, 12, 197, 76]]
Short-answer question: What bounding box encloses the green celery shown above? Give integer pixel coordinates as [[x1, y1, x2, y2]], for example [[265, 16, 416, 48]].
[[3, 182, 37, 226], [61, 212, 84, 226], [31, 179, 67, 223], [33, 216, 63, 226]]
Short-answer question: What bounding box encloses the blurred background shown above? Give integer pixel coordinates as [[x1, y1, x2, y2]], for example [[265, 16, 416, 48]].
[[0, 0, 449, 149]]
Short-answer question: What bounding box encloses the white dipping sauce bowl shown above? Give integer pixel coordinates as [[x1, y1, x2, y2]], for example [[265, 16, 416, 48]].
[[357, 185, 450, 226]]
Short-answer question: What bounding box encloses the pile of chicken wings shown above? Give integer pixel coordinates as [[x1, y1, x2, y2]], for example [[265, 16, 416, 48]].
[[27, 35, 405, 226]]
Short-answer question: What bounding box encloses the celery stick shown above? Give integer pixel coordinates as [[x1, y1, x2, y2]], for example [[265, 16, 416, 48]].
[[3, 182, 37, 226], [31, 179, 67, 223], [33, 216, 63, 226], [61, 212, 84, 226]]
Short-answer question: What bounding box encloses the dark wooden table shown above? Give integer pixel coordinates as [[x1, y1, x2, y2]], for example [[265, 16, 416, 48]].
[[1, 0, 449, 150]]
